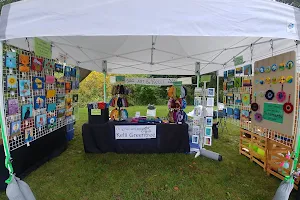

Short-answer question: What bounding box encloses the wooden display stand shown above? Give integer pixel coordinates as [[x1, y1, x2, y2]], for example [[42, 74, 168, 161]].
[[266, 139, 297, 189], [239, 128, 267, 170]]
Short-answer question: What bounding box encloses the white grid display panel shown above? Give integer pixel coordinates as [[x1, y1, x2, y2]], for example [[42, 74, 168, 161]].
[[2, 44, 79, 151]]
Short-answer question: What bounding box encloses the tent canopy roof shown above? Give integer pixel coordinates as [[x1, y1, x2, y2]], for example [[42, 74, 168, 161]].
[[1, 0, 300, 75]]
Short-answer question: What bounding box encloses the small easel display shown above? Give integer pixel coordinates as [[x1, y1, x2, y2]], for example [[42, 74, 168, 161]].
[[167, 82, 187, 124], [109, 85, 129, 121]]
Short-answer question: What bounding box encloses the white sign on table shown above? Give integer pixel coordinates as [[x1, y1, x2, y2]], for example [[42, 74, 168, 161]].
[[115, 125, 156, 140]]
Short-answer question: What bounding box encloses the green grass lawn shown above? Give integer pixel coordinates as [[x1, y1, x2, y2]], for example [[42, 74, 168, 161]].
[[0, 106, 295, 199]]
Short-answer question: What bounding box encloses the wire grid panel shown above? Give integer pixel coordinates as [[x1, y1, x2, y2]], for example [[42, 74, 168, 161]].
[[2, 44, 79, 151]]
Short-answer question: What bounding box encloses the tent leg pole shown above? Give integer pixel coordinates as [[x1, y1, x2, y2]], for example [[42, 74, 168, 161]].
[[216, 74, 219, 121], [103, 72, 107, 103], [197, 74, 200, 87]]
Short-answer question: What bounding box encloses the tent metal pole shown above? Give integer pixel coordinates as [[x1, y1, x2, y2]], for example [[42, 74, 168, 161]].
[[216, 73, 219, 121], [0, 41, 10, 157], [103, 72, 107, 103]]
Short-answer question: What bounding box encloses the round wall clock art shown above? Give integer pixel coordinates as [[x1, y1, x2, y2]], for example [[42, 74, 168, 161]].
[[286, 60, 294, 69], [271, 64, 277, 72], [265, 90, 275, 100]]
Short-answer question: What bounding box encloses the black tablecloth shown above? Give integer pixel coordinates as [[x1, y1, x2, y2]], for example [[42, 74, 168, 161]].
[[82, 122, 189, 154], [0, 127, 67, 191]]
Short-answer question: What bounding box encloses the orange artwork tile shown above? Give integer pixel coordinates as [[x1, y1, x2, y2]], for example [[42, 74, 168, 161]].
[[19, 54, 30, 72]]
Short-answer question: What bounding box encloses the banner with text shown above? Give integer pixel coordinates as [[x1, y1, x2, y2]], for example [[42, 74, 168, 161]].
[[110, 77, 191, 85], [115, 125, 156, 139]]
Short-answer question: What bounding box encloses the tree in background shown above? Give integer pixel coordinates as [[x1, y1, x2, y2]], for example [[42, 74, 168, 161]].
[[78, 72, 221, 107], [277, 0, 300, 7]]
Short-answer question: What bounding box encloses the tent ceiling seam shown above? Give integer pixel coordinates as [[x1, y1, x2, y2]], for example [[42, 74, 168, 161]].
[[223, 37, 263, 66], [107, 61, 152, 73]]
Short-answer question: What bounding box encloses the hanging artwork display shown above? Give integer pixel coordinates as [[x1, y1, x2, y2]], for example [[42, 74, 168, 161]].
[[6, 75, 17, 90], [19, 80, 31, 96], [1, 44, 80, 150], [5, 52, 17, 68], [32, 77, 45, 90], [251, 51, 296, 136], [34, 96, 45, 109], [10, 121, 21, 136], [243, 64, 252, 76]]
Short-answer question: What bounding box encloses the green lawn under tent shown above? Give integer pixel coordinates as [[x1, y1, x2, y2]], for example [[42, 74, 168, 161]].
[[0, 106, 297, 200]]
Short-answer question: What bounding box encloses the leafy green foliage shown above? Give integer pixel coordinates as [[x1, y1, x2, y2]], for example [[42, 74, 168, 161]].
[[277, 0, 300, 7], [78, 72, 222, 107]]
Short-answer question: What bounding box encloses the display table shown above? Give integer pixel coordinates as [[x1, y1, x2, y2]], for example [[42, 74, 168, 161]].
[[0, 127, 68, 191], [82, 122, 189, 154]]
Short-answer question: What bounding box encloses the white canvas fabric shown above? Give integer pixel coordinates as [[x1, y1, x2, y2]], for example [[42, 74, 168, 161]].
[[0, 0, 300, 75]]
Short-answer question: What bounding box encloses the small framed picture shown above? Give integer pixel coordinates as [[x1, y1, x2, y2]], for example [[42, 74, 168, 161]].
[[192, 135, 199, 144], [207, 88, 215, 97], [205, 127, 212, 137], [204, 137, 212, 146], [206, 107, 214, 117], [206, 97, 214, 107], [206, 117, 213, 126]]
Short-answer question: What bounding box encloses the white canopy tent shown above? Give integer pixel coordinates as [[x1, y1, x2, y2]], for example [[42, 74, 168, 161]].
[[0, 0, 300, 75], [1, 1, 300, 197]]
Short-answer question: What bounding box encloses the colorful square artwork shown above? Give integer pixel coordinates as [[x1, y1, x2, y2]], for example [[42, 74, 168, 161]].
[[71, 68, 76, 77], [65, 82, 71, 94], [24, 128, 34, 143], [242, 94, 251, 105], [34, 96, 46, 109], [235, 67, 243, 74], [5, 52, 17, 68], [242, 79, 252, 87], [223, 71, 228, 80], [55, 63, 64, 73], [243, 64, 252, 76], [32, 77, 45, 90], [58, 109, 65, 118], [73, 94, 78, 103], [45, 75, 55, 84], [47, 116, 57, 129], [31, 57, 43, 71], [10, 120, 21, 136], [43, 59, 55, 70], [228, 70, 235, 79], [66, 97, 72, 109], [64, 66, 71, 77], [234, 77, 242, 88], [56, 79, 65, 89], [19, 54, 30, 72], [204, 137, 212, 146], [223, 82, 227, 91], [205, 127, 212, 137], [19, 80, 31, 96], [241, 110, 250, 121], [35, 114, 47, 128], [6, 75, 17, 90], [7, 99, 19, 115], [65, 110, 73, 117], [21, 104, 33, 120], [47, 103, 56, 112], [46, 90, 56, 98], [57, 95, 65, 106], [206, 117, 213, 126]]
